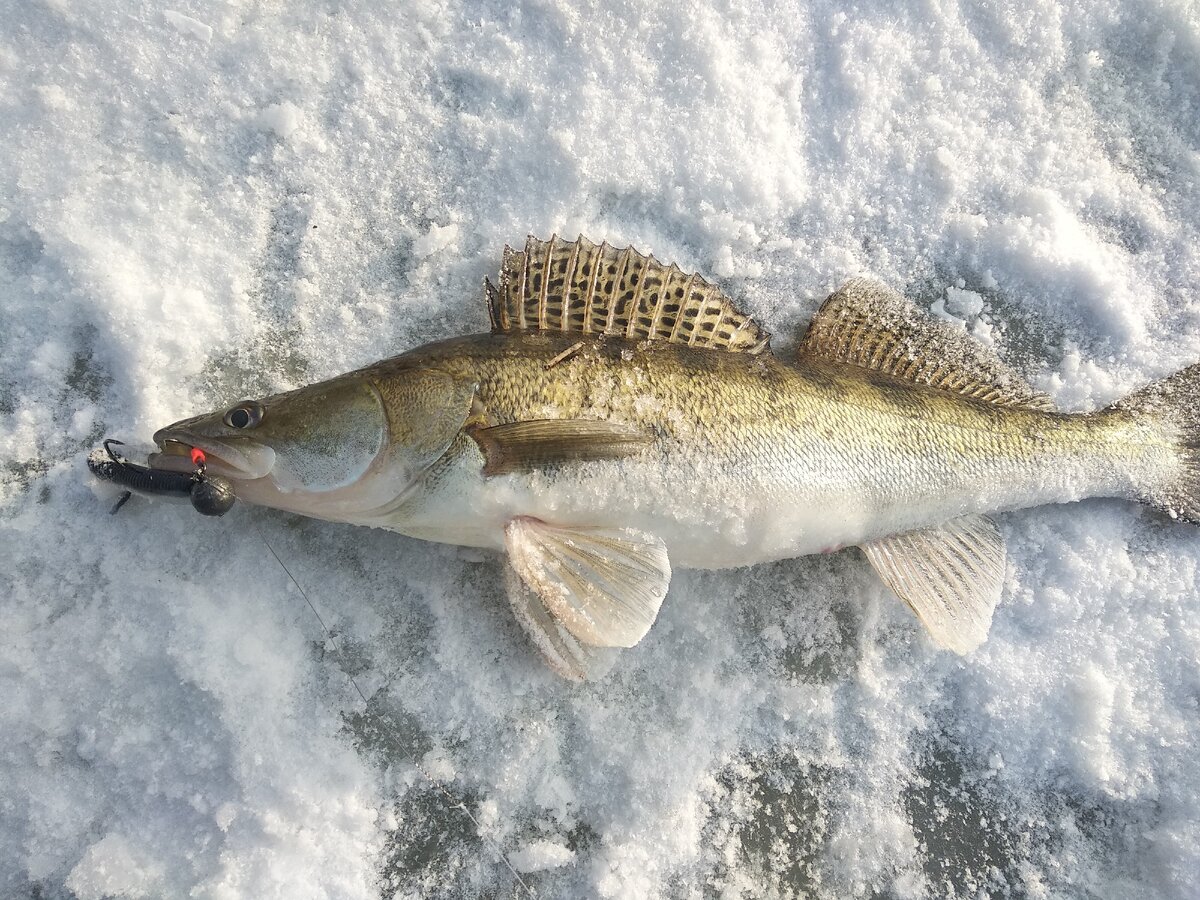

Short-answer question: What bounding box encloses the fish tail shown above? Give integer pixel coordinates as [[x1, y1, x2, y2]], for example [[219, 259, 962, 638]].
[[1112, 362, 1200, 524]]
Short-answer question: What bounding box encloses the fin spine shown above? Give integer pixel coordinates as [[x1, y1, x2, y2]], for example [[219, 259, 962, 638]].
[[562, 238, 582, 333], [517, 244, 530, 330], [626, 254, 651, 340], [670, 273, 697, 344], [582, 239, 603, 335], [488, 235, 770, 354]]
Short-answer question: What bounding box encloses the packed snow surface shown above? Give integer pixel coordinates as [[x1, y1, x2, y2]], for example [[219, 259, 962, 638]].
[[3, 0, 1200, 897]]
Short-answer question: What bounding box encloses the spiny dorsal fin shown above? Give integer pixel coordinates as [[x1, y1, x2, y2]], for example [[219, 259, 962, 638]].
[[799, 278, 1054, 411], [486, 235, 771, 354]]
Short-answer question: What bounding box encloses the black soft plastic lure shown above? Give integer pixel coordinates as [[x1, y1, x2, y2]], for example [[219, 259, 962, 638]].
[[88, 439, 236, 516]]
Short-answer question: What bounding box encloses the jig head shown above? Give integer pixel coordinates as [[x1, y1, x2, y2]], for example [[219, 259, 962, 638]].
[[87, 439, 236, 517]]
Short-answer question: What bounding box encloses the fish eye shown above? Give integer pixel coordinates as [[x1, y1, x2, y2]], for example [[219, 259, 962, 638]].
[[224, 401, 264, 429]]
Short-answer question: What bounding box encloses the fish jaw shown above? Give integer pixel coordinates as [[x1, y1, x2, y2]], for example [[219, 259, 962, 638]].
[[149, 429, 277, 481]]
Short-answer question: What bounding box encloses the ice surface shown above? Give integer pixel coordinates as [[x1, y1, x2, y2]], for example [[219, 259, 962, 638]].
[[3, 0, 1199, 897]]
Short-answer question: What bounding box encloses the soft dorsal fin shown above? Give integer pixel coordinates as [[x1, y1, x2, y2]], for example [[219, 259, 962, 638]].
[[486, 235, 771, 354], [799, 278, 1054, 411]]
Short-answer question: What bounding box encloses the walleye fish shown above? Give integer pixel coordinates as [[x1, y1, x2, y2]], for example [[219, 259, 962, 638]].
[[149, 236, 1200, 679]]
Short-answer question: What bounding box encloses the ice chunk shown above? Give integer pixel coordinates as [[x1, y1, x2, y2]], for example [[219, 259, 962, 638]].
[[507, 839, 574, 874], [163, 11, 212, 42], [413, 222, 459, 258], [257, 102, 302, 138], [945, 286, 985, 319], [65, 834, 161, 900]]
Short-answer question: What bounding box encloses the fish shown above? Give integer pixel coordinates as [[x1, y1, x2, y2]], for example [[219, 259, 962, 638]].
[[147, 235, 1200, 679]]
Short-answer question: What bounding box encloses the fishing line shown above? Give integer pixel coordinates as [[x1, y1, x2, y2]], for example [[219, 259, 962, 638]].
[[256, 526, 537, 898]]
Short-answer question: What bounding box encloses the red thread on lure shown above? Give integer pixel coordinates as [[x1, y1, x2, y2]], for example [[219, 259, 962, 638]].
[[191, 448, 206, 467]]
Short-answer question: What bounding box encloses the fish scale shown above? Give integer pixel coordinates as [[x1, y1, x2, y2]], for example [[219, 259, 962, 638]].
[[388, 332, 1145, 554]]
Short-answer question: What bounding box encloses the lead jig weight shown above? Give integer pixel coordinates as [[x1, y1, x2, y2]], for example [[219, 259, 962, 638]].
[[88, 439, 237, 517]]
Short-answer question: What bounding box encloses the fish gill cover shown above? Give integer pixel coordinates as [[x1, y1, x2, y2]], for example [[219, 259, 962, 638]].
[[2, 0, 1199, 898]]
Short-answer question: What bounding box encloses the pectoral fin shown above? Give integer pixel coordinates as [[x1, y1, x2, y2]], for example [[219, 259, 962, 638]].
[[860, 515, 1006, 654], [504, 566, 620, 682], [470, 419, 652, 476], [505, 517, 671, 648]]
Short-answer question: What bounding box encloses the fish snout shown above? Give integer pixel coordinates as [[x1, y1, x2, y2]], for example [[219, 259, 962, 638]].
[[150, 428, 276, 481]]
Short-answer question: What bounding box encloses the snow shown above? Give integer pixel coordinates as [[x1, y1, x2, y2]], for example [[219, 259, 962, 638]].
[[2, 0, 1199, 898], [256, 102, 304, 140], [412, 222, 461, 259], [945, 287, 985, 320], [65, 833, 162, 900]]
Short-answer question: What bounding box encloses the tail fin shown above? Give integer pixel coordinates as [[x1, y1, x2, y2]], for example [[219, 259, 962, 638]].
[[1113, 362, 1200, 524]]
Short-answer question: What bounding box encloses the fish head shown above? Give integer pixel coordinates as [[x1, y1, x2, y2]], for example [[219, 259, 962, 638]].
[[149, 367, 477, 520], [150, 375, 391, 517]]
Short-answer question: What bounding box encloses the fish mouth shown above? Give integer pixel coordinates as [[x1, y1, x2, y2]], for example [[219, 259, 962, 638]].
[[149, 430, 276, 481]]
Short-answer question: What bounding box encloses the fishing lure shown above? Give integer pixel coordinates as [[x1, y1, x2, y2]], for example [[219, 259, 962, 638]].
[[87, 439, 236, 516]]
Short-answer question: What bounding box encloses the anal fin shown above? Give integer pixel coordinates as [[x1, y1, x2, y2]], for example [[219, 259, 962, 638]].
[[505, 518, 671, 649], [860, 515, 1006, 654]]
